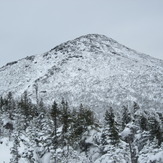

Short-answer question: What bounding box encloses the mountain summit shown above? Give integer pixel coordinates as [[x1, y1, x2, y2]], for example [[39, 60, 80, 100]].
[[0, 34, 163, 113]]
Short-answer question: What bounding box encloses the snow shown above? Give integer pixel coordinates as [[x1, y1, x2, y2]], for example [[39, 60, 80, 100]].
[[94, 153, 128, 163], [149, 151, 163, 162], [0, 34, 163, 163], [0, 138, 12, 163], [0, 138, 51, 163], [0, 34, 162, 115], [139, 150, 163, 163], [121, 127, 131, 138], [41, 152, 51, 163]]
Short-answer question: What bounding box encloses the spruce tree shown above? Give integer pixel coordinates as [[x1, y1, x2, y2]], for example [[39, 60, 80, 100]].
[[133, 102, 140, 114], [122, 105, 131, 130], [60, 99, 72, 149], [102, 108, 119, 146], [51, 101, 59, 163], [5, 92, 16, 120], [10, 133, 20, 163], [72, 104, 95, 142], [0, 96, 4, 108], [61, 99, 70, 135], [139, 114, 148, 131], [149, 116, 162, 146], [18, 91, 35, 129]]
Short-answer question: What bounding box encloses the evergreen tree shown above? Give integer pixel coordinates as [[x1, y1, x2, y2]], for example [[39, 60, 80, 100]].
[[10, 133, 20, 163], [71, 104, 95, 142], [133, 101, 140, 114], [18, 91, 35, 129], [61, 99, 70, 135], [149, 116, 162, 146], [60, 99, 72, 149], [139, 114, 148, 131], [51, 101, 59, 163], [73, 104, 86, 139], [37, 98, 45, 115], [83, 107, 95, 126], [5, 92, 16, 120], [102, 108, 119, 146], [122, 105, 131, 130], [121, 122, 139, 163], [0, 96, 4, 109]]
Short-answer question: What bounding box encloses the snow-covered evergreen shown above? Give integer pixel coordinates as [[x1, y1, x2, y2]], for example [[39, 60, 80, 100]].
[[0, 94, 162, 163]]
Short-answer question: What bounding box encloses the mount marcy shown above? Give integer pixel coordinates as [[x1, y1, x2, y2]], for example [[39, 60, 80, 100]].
[[0, 34, 163, 114]]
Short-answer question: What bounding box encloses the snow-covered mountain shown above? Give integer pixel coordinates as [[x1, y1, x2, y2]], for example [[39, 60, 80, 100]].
[[0, 34, 163, 163], [0, 34, 163, 113]]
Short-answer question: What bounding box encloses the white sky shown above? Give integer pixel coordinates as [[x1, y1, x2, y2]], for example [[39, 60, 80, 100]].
[[0, 0, 163, 67]]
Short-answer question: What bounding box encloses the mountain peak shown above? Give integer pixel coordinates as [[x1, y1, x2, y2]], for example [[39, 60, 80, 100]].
[[75, 33, 113, 42], [47, 34, 136, 67], [0, 34, 163, 114], [75, 34, 120, 48]]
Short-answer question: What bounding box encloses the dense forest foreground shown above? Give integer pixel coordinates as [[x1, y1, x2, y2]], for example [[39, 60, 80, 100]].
[[0, 92, 163, 163]]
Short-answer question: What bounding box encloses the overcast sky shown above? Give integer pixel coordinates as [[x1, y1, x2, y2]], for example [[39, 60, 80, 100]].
[[0, 0, 163, 67]]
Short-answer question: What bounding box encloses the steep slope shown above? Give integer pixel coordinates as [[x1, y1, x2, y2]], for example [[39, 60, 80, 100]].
[[0, 34, 163, 114]]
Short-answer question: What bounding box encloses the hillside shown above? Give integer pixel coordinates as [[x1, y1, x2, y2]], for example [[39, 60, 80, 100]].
[[0, 34, 163, 114], [0, 34, 163, 163]]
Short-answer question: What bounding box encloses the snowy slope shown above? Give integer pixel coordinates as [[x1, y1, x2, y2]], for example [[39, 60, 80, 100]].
[[0, 34, 163, 113]]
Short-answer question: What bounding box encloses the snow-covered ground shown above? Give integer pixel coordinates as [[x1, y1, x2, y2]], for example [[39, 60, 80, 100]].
[[0, 138, 12, 163], [1, 137, 163, 163]]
